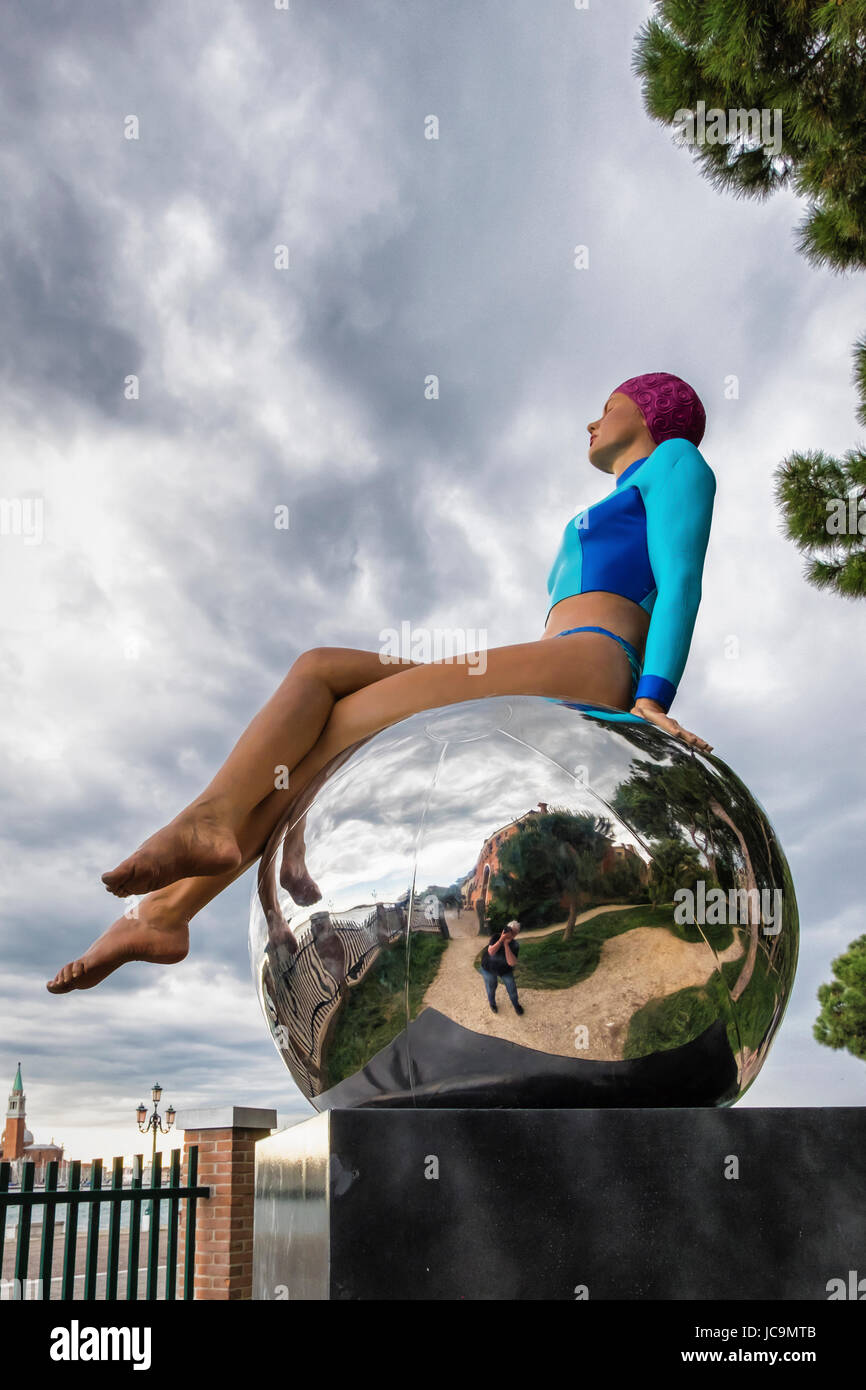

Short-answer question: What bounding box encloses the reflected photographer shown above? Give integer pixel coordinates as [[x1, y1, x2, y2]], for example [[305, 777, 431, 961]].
[[480, 919, 524, 1016]]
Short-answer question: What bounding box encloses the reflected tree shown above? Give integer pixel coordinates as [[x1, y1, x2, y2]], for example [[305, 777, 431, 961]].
[[492, 808, 614, 939]]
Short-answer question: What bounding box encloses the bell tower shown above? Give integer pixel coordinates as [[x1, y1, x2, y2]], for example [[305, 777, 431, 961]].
[[0, 1062, 26, 1160]]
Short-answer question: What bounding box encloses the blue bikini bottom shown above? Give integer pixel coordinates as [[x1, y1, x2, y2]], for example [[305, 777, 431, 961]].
[[545, 624, 643, 705]]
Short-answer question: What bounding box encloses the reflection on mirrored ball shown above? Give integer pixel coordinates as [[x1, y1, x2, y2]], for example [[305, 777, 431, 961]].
[[249, 696, 798, 1108]]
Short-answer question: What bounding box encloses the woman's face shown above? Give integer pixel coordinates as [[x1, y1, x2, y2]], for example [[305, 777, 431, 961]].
[[586, 391, 653, 470]]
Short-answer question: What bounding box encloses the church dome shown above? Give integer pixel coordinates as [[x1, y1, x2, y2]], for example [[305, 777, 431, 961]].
[[22, 1128, 34, 1147]]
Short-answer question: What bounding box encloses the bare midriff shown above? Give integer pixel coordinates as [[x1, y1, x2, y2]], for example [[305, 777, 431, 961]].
[[541, 591, 650, 657]]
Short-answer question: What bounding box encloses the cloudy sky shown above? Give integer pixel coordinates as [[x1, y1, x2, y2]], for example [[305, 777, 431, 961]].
[[1, 0, 863, 1164]]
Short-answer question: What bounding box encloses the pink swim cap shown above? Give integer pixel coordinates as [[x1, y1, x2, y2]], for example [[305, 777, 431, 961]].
[[610, 372, 706, 448]]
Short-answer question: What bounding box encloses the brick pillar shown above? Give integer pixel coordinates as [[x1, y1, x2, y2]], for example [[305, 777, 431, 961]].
[[176, 1105, 277, 1301]]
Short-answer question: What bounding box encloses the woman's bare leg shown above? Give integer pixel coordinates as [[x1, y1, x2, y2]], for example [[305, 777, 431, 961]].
[[46, 750, 361, 995], [254, 629, 637, 932], [47, 729, 377, 994], [101, 648, 424, 899], [50, 631, 634, 993], [103, 632, 633, 901], [235, 627, 638, 941], [47, 818, 267, 994], [260, 630, 636, 804]]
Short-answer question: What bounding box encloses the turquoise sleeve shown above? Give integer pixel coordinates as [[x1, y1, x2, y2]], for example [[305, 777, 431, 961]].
[[634, 439, 716, 712]]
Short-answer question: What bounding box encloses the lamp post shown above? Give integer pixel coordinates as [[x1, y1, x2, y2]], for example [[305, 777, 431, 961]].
[[135, 1082, 175, 1219]]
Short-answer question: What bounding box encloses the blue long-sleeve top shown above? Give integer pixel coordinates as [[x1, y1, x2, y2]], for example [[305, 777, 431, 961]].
[[545, 437, 716, 712]]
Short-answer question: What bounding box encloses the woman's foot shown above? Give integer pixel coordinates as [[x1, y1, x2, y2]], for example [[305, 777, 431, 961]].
[[279, 848, 322, 906], [46, 898, 190, 994], [265, 914, 299, 955], [278, 823, 322, 906], [101, 806, 242, 898]]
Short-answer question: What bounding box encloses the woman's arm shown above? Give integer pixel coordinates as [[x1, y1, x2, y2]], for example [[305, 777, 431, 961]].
[[634, 438, 716, 714]]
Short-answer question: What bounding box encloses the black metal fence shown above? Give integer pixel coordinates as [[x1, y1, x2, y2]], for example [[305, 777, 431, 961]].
[[0, 1147, 209, 1300]]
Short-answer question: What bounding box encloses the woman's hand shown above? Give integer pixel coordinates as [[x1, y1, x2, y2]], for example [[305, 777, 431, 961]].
[[629, 698, 713, 754]]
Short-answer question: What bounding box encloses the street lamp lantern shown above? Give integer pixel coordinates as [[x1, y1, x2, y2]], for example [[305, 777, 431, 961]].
[[136, 1084, 174, 1217]]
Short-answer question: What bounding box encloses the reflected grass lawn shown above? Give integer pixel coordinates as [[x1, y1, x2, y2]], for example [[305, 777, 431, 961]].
[[326, 932, 448, 1088], [474, 904, 734, 991]]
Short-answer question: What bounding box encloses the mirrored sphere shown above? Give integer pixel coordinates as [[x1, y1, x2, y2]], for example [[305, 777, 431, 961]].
[[249, 696, 798, 1108]]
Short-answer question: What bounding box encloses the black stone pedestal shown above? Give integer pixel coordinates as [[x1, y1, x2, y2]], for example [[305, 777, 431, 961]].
[[252, 1107, 866, 1301]]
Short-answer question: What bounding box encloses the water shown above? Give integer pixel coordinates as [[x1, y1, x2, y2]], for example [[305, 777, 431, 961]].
[[3, 1201, 171, 1231]]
